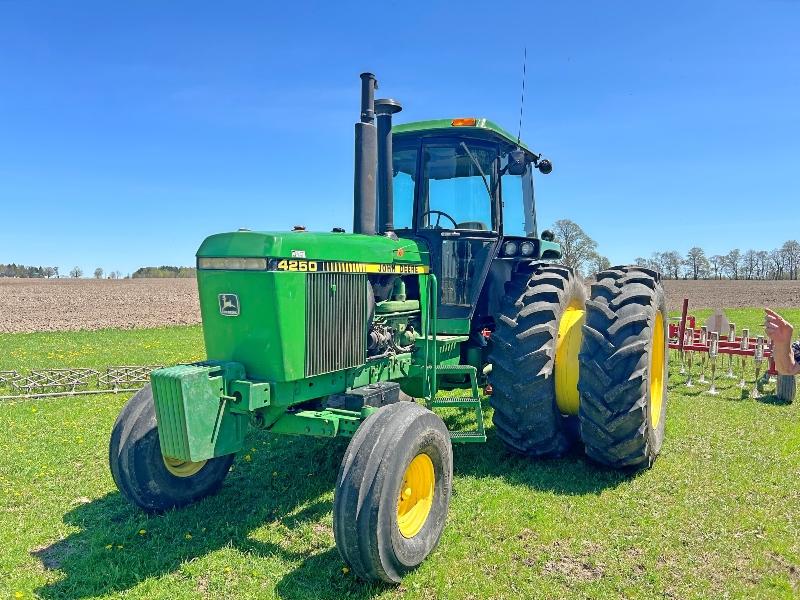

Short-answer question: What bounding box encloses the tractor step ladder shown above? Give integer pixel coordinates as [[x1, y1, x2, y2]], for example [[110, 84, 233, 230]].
[[421, 273, 486, 442], [427, 365, 486, 443]]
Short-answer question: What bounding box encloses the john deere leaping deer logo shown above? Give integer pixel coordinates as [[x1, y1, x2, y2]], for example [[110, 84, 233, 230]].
[[218, 294, 240, 316]]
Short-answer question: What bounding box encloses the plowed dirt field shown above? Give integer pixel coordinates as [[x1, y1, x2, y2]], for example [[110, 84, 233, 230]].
[[0, 278, 199, 333], [1, 277, 799, 333]]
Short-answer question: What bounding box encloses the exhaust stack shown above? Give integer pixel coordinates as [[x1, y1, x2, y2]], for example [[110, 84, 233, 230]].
[[353, 73, 378, 235], [375, 98, 402, 234]]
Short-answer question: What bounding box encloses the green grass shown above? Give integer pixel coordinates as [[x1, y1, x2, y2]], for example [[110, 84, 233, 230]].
[[1, 315, 798, 599], [0, 326, 205, 371]]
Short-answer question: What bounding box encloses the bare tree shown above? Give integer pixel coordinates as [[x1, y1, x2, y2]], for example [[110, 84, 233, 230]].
[[43, 267, 56, 279], [109, 270, 122, 280], [69, 266, 83, 278], [684, 247, 708, 280], [551, 219, 598, 273], [634, 256, 660, 272], [94, 267, 104, 279], [770, 249, 785, 280], [722, 249, 741, 279], [658, 250, 683, 279], [755, 250, 769, 280], [587, 252, 611, 275], [742, 250, 758, 280], [709, 255, 723, 279], [781, 240, 800, 280]]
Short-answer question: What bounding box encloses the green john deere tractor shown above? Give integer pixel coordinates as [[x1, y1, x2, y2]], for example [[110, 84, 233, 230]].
[[110, 72, 668, 583]]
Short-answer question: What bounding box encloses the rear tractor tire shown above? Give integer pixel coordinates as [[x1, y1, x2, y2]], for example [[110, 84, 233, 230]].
[[109, 384, 235, 512], [488, 263, 587, 457], [333, 402, 452, 583], [578, 266, 668, 469]]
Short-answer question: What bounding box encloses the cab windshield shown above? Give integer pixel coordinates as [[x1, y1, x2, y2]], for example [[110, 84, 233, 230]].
[[391, 136, 535, 236], [418, 141, 497, 231]]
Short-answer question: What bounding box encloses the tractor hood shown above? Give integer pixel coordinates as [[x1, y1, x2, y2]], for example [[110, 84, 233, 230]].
[[197, 230, 429, 266]]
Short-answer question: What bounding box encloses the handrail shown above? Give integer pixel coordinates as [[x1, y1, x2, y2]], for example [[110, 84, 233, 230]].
[[423, 273, 439, 402]]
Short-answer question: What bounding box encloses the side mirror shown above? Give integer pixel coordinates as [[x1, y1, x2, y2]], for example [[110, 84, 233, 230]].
[[506, 148, 526, 176], [537, 159, 553, 175]]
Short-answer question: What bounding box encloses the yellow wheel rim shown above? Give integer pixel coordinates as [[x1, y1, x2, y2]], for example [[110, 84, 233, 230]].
[[163, 456, 207, 478], [397, 453, 435, 538], [649, 311, 666, 429], [555, 299, 586, 415]]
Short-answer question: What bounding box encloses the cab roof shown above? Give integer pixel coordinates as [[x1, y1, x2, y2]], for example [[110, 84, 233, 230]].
[[392, 118, 532, 153]]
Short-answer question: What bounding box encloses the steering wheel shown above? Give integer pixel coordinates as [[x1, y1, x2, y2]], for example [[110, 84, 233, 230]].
[[420, 209, 458, 229]]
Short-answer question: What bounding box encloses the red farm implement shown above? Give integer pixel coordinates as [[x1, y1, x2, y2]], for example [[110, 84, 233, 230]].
[[668, 298, 795, 402]]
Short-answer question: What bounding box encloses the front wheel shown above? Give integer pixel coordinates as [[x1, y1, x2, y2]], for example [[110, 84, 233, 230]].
[[333, 402, 453, 583], [109, 384, 235, 512]]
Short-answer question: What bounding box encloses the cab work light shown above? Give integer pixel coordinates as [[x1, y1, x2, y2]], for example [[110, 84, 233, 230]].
[[198, 257, 267, 270], [451, 118, 477, 127]]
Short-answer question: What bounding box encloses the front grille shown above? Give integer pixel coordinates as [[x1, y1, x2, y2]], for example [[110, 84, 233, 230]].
[[305, 273, 367, 376]]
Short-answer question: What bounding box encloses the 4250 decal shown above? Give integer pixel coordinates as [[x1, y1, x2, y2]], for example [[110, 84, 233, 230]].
[[275, 259, 318, 272]]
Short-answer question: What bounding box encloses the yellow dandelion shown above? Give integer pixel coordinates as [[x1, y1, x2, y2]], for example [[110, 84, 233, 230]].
[[15, 591, 24, 598], [272, 471, 278, 477], [116, 545, 123, 549], [138, 529, 146, 535], [105, 544, 113, 550], [244, 454, 252, 462], [342, 566, 350, 575], [185, 533, 193, 540]]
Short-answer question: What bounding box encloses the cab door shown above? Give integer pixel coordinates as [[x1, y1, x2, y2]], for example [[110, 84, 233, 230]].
[[413, 138, 500, 330]]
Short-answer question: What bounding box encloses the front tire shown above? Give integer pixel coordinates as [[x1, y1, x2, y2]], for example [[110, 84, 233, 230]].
[[109, 384, 235, 512], [578, 266, 668, 469], [333, 402, 452, 583]]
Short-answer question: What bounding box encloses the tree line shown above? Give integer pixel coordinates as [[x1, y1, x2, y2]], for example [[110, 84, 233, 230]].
[[635, 241, 800, 280], [131, 266, 196, 278], [1, 263, 195, 279], [550, 219, 800, 280], [0, 264, 60, 278]]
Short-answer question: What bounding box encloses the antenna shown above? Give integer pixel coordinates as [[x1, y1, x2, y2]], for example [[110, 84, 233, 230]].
[[516, 47, 527, 145]]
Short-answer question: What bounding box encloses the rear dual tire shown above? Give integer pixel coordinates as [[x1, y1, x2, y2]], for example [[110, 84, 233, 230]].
[[489, 263, 668, 470], [578, 266, 668, 468], [488, 263, 585, 458]]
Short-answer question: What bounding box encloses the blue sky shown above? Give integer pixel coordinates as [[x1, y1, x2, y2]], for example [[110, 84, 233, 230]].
[[1, 1, 798, 275]]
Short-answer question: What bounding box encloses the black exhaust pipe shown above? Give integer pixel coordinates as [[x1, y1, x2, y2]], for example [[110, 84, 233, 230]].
[[375, 98, 402, 235], [353, 73, 378, 235]]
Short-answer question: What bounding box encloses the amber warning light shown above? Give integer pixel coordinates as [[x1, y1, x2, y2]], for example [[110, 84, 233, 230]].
[[451, 118, 477, 127]]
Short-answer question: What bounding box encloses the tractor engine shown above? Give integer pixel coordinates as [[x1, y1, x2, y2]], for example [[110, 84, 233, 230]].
[[367, 276, 420, 359]]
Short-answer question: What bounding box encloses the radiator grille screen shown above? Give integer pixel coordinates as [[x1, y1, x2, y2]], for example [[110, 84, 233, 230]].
[[305, 273, 367, 377]]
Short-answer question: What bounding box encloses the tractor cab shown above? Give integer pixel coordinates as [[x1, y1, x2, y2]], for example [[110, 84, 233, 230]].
[[390, 118, 559, 332]]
